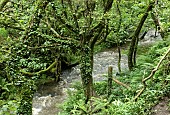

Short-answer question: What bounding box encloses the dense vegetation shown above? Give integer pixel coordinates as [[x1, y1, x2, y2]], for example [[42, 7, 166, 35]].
[[0, 0, 170, 115], [60, 39, 170, 115]]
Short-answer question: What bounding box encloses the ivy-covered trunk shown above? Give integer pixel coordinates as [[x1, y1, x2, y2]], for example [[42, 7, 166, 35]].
[[80, 44, 93, 103], [17, 92, 33, 115], [17, 81, 36, 115]]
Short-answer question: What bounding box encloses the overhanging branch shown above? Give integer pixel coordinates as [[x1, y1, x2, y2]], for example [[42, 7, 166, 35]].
[[20, 61, 57, 76]]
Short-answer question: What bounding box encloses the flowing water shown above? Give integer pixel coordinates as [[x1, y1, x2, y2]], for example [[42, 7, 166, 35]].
[[32, 30, 162, 115]]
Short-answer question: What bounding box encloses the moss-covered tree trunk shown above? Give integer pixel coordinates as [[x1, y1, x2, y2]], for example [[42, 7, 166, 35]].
[[128, 2, 154, 70], [17, 82, 36, 115]]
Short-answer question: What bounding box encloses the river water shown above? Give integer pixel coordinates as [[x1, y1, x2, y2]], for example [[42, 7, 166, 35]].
[[32, 30, 162, 115]]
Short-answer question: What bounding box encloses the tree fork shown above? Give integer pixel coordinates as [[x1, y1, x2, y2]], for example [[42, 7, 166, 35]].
[[151, 12, 165, 39], [128, 1, 154, 70]]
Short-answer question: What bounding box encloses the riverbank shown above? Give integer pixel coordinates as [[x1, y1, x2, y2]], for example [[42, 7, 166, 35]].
[[32, 30, 168, 115]]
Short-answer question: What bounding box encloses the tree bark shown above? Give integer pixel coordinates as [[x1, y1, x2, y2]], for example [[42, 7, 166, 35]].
[[117, 44, 121, 73], [128, 2, 154, 70]]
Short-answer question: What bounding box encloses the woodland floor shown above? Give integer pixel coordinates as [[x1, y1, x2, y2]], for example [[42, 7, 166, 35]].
[[152, 97, 170, 115]]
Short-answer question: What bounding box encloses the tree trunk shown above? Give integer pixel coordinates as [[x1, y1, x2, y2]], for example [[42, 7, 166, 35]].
[[90, 46, 94, 69], [17, 84, 35, 115], [116, 0, 122, 73], [55, 52, 61, 82], [133, 35, 139, 66], [80, 44, 93, 103], [128, 2, 154, 70], [108, 66, 113, 98], [128, 36, 136, 70], [117, 43, 121, 73]]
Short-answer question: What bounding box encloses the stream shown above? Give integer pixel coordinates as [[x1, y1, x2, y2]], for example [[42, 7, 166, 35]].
[[32, 30, 162, 115]]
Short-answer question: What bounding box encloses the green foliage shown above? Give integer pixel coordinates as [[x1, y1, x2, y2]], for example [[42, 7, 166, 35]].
[[0, 78, 15, 100], [0, 28, 8, 38], [0, 100, 19, 115], [0, 0, 170, 114], [0, 39, 37, 114], [60, 82, 85, 114], [149, 40, 170, 59]]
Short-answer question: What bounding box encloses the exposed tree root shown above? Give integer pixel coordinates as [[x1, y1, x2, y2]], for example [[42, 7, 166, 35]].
[[134, 47, 170, 101]]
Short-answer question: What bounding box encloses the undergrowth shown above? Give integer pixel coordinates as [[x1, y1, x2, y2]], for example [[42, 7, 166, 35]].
[[59, 39, 170, 115]]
